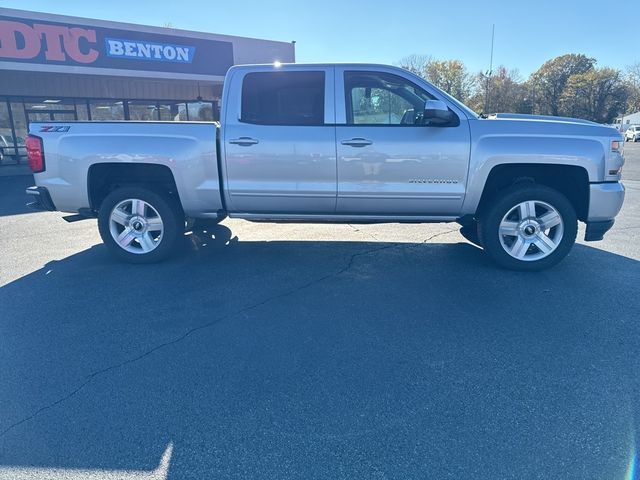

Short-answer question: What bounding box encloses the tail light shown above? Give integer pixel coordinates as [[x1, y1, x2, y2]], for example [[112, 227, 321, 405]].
[[26, 135, 45, 173]]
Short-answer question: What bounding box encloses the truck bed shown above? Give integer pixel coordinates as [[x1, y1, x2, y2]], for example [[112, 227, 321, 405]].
[[30, 121, 223, 217]]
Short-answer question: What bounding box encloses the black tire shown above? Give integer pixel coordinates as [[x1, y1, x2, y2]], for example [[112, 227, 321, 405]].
[[479, 184, 578, 271], [97, 186, 184, 263], [459, 222, 482, 247]]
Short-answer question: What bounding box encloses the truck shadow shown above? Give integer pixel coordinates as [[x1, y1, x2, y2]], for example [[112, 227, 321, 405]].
[[0, 225, 639, 479], [0, 175, 35, 217]]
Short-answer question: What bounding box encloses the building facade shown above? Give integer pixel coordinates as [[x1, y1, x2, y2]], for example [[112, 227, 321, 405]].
[[614, 111, 640, 132], [0, 8, 295, 167]]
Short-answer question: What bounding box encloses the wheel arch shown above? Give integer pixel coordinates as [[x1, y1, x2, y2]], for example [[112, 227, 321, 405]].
[[474, 163, 590, 222], [87, 163, 182, 213]]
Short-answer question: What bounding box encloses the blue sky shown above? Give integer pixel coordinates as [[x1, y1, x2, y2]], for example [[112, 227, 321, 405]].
[[2, 0, 633, 77]]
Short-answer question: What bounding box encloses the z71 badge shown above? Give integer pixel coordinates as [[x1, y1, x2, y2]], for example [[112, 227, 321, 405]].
[[39, 126, 71, 133]]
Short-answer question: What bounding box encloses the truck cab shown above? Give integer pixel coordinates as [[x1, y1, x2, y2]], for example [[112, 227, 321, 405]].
[[220, 64, 472, 219]]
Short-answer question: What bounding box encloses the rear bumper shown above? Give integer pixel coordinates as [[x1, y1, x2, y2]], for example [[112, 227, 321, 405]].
[[26, 186, 56, 211]]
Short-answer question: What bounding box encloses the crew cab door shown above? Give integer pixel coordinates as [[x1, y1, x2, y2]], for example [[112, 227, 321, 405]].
[[222, 66, 336, 213], [335, 67, 471, 215]]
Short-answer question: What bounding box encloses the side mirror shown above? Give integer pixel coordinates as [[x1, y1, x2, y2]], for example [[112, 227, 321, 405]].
[[423, 99, 456, 126]]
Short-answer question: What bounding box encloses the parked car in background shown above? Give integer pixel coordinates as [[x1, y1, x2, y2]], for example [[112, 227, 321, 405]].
[[625, 125, 640, 142], [0, 134, 27, 163]]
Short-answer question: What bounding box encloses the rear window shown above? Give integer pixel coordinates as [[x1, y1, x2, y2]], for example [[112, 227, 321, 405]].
[[241, 71, 325, 126]]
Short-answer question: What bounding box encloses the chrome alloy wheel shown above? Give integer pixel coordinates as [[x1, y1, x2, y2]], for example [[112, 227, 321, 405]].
[[108, 198, 164, 254], [498, 200, 564, 261]]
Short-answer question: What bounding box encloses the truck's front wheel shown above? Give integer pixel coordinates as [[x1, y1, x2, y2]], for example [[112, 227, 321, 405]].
[[97, 186, 184, 263], [479, 185, 577, 271]]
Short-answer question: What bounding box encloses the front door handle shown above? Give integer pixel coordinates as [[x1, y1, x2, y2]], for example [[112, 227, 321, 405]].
[[341, 138, 373, 147], [229, 137, 259, 146]]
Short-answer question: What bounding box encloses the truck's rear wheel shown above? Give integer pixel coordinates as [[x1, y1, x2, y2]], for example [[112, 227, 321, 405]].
[[98, 186, 184, 263], [479, 184, 577, 271]]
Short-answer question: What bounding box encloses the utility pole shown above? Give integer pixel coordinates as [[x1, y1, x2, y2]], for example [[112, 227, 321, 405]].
[[483, 24, 495, 114]]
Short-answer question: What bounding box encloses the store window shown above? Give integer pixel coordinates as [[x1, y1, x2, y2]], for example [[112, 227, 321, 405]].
[[159, 102, 188, 121], [128, 101, 159, 121], [24, 98, 76, 111], [187, 102, 215, 121], [89, 100, 125, 121], [76, 101, 90, 121], [0, 101, 17, 165], [10, 102, 27, 163]]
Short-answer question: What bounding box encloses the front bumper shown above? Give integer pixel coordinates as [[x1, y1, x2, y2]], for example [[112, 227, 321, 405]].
[[585, 220, 615, 241], [26, 186, 56, 211], [584, 182, 625, 241]]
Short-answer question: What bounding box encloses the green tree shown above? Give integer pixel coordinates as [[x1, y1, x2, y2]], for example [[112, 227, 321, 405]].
[[424, 59, 475, 102], [398, 55, 475, 102], [468, 67, 528, 114], [530, 54, 596, 116], [560, 68, 628, 123]]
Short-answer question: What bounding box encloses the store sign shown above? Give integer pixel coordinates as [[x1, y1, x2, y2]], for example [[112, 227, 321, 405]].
[[0, 15, 234, 76], [105, 38, 195, 63]]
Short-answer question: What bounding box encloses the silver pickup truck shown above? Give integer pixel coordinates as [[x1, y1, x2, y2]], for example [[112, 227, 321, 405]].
[[25, 63, 625, 271]]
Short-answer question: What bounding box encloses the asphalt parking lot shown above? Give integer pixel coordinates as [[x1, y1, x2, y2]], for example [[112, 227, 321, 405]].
[[1, 145, 639, 479]]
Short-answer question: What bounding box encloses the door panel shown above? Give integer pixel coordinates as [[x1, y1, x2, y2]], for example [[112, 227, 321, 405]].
[[336, 68, 471, 216], [224, 124, 337, 212], [336, 125, 469, 214], [223, 67, 337, 213]]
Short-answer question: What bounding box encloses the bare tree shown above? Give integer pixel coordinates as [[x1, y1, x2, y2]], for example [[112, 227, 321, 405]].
[[397, 54, 432, 77], [624, 63, 640, 113]]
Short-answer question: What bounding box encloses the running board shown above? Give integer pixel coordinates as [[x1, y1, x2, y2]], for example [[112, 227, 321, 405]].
[[63, 208, 96, 223], [229, 213, 458, 223]]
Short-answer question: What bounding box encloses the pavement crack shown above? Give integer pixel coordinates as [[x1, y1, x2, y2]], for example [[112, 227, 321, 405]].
[[347, 223, 380, 242], [1, 228, 460, 437], [0, 241, 401, 438], [419, 227, 460, 244]]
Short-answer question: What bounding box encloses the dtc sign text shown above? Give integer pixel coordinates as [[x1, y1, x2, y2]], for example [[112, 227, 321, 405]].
[[0, 14, 233, 76]]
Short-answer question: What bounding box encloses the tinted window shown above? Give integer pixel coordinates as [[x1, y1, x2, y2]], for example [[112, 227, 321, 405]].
[[241, 71, 325, 126], [345, 71, 432, 125]]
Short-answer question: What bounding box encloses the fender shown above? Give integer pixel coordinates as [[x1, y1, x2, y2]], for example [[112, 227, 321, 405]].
[[462, 126, 607, 215]]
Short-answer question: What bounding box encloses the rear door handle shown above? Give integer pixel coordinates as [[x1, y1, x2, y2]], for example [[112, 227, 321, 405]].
[[341, 138, 373, 147], [229, 137, 259, 146]]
